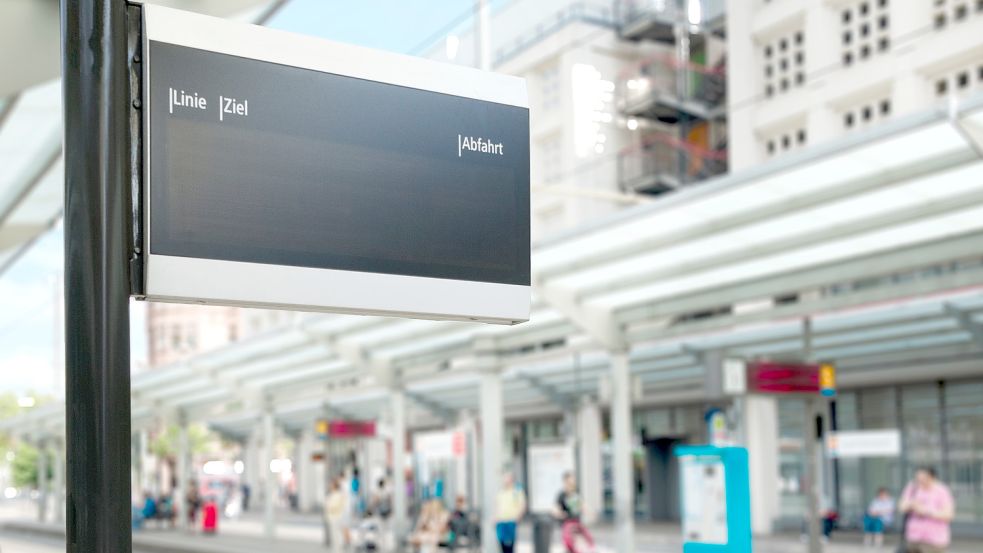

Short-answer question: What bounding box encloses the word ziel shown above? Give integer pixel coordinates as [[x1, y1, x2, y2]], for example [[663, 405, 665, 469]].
[[458, 134, 504, 157], [168, 88, 249, 122], [219, 96, 248, 122]]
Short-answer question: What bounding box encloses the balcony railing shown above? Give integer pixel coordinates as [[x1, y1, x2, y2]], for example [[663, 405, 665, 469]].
[[618, 0, 726, 36], [618, 53, 726, 119], [618, 131, 727, 193]]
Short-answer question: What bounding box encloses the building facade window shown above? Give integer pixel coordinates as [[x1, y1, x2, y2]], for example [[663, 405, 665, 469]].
[[764, 126, 807, 157], [934, 0, 983, 29], [932, 63, 983, 98], [762, 29, 805, 97], [842, 97, 892, 130], [537, 134, 563, 184], [842, 0, 890, 67], [539, 63, 561, 112]]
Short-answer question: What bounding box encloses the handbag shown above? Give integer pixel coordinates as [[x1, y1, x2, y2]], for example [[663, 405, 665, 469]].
[[895, 485, 915, 553], [894, 512, 909, 553]]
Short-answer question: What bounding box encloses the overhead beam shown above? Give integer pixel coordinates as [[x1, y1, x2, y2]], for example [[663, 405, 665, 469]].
[[517, 372, 574, 409], [945, 303, 983, 348], [616, 230, 983, 326], [405, 390, 455, 423]]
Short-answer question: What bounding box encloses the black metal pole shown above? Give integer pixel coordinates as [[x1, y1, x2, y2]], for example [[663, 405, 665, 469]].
[[62, 0, 132, 551]]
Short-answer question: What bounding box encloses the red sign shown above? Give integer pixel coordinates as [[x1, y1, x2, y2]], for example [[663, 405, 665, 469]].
[[747, 361, 821, 394], [451, 431, 466, 457], [324, 420, 376, 438]]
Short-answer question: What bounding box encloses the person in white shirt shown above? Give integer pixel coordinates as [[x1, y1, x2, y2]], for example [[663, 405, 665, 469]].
[[324, 478, 348, 553], [864, 487, 895, 547]]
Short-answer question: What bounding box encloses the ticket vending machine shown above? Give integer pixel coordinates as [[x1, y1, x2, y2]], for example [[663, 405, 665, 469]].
[[674, 446, 752, 553]]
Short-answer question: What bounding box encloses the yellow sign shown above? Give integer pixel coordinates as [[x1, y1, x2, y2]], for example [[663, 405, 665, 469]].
[[819, 363, 836, 396]]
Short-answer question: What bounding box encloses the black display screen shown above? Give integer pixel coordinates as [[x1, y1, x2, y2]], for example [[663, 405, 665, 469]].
[[148, 41, 530, 286]]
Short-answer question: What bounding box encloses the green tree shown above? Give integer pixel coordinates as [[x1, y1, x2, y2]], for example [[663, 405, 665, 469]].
[[10, 443, 52, 488]]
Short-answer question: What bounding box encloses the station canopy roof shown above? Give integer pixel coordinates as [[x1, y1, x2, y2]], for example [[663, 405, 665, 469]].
[[0, 0, 284, 274], [3, 37, 983, 440]]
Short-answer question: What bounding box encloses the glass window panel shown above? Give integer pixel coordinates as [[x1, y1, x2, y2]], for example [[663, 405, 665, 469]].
[[855, 388, 904, 524], [945, 380, 983, 522], [778, 398, 808, 517], [902, 384, 944, 476]]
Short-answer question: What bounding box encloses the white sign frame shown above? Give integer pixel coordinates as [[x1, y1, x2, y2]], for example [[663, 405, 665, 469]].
[[827, 429, 902, 458], [140, 5, 530, 325]]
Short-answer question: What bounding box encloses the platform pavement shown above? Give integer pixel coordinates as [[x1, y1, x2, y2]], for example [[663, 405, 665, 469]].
[[2, 508, 982, 553]]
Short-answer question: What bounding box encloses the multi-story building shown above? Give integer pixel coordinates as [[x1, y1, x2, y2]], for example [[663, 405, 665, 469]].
[[726, 0, 983, 532], [616, 0, 729, 195], [146, 304, 294, 368], [425, 0, 649, 240], [728, 0, 983, 171]]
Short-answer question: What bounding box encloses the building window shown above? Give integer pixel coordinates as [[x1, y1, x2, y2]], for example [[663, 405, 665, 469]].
[[958, 71, 970, 88], [763, 29, 806, 97], [539, 64, 561, 112], [537, 134, 563, 184], [765, 127, 807, 157], [842, 0, 890, 66], [933, 63, 983, 98], [842, 97, 892, 131], [934, 0, 982, 28]]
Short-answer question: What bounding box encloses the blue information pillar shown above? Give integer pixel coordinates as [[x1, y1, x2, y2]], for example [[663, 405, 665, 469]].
[[674, 446, 752, 553]]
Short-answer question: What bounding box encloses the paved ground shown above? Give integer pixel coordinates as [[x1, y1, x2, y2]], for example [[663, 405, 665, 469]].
[[1, 500, 980, 553]]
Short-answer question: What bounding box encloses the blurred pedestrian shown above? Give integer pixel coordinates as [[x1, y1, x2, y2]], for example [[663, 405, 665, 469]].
[[241, 482, 251, 512], [141, 491, 157, 523], [409, 499, 449, 553], [899, 467, 954, 553], [555, 472, 595, 553], [370, 477, 393, 549], [864, 487, 895, 547], [186, 484, 201, 529], [448, 495, 473, 548], [325, 478, 348, 553], [201, 495, 219, 535], [496, 474, 526, 553]]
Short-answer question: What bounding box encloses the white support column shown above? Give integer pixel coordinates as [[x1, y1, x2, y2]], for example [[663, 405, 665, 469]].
[[577, 400, 603, 526], [53, 437, 64, 524], [37, 438, 48, 523], [391, 389, 408, 547], [475, 0, 491, 71], [610, 351, 635, 553], [297, 427, 315, 513], [742, 395, 779, 535], [263, 404, 276, 538], [480, 370, 503, 553], [458, 410, 479, 508], [245, 430, 260, 512], [176, 415, 189, 529]]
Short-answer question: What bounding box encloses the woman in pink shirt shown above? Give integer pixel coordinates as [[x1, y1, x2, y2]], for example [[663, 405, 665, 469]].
[[898, 467, 955, 553]]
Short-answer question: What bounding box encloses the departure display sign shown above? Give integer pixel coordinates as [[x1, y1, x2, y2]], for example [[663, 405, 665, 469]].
[[141, 6, 531, 324]]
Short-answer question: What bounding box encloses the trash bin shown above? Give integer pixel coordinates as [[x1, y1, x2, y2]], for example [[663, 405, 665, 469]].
[[532, 515, 553, 553]]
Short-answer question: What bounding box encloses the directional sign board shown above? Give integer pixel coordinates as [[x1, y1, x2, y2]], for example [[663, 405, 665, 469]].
[[141, 6, 530, 324]]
